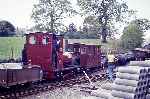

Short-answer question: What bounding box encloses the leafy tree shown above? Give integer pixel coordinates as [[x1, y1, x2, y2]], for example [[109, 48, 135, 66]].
[[65, 21, 98, 39], [0, 20, 16, 37], [31, 0, 77, 33], [64, 31, 83, 39], [77, 0, 134, 43], [65, 23, 80, 39], [16, 27, 26, 36], [82, 16, 100, 38], [121, 18, 150, 50], [121, 23, 144, 50], [130, 19, 150, 32], [68, 23, 77, 32]]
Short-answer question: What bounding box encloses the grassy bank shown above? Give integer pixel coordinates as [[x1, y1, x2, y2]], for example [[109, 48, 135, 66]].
[[0, 37, 25, 59]]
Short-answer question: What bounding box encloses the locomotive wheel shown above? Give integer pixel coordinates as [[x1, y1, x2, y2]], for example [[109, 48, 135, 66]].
[[56, 72, 63, 81], [76, 67, 81, 74], [71, 70, 77, 78], [86, 68, 91, 74], [72, 57, 80, 65]]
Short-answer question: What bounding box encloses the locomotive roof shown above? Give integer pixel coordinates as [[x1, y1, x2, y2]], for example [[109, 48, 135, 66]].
[[26, 32, 63, 36]]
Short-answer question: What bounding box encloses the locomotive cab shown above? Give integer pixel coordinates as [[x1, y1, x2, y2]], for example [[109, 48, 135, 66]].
[[23, 32, 63, 79]]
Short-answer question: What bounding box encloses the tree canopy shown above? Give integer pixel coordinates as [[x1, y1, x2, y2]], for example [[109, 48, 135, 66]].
[[120, 22, 144, 50], [0, 20, 16, 37], [120, 18, 150, 50], [68, 23, 77, 32], [82, 16, 100, 38], [65, 22, 99, 39], [77, 0, 134, 42], [31, 0, 77, 33], [130, 18, 150, 32]]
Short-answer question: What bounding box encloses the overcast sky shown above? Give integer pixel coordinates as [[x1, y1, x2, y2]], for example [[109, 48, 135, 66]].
[[127, 0, 150, 19], [0, 0, 150, 29], [0, 0, 36, 28]]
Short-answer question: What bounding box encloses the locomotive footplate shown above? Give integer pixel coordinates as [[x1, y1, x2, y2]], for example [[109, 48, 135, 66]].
[[54, 65, 82, 72], [53, 66, 83, 80]]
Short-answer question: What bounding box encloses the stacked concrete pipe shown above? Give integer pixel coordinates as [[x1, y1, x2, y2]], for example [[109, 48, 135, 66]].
[[128, 60, 150, 99], [90, 60, 150, 99], [147, 68, 150, 99], [111, 66, 147, 99]]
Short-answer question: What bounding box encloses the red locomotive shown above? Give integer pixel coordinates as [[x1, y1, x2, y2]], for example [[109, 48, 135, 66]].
[[0, 32, 101, 87], [23, 32, 101, 80]]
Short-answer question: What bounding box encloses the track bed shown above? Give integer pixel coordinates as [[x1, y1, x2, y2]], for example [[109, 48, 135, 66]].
[[0, 70, 106, 99]]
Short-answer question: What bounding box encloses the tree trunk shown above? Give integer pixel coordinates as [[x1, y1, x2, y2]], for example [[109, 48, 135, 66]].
[[50, 9, 55, 33], [51, 15, 54, 33], [51, 21, 54, 33], [101, 28, 107, 43]]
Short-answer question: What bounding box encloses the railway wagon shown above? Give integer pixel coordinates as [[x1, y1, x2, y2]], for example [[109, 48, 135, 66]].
[[66, 43, 101, 70], [132, 48, 150, 61], [0, 63, 42, 87], [23, 32, 101, 80]]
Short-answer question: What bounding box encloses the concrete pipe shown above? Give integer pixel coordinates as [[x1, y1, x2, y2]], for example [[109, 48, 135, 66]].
[[128, 65, 150, 74], [91, 89, 111, 99], [101, 83, 113, 90], [147, 88, 150, 93], [108, 95, 124, 99], [116, 72, 146, 81], [140, 81, 148, 87], [117, 66, 146, 74], [112, 83, 143, 93], [138, 93, 146, 99], [114, 78, 147, 87], [127, 65, 149, 71], [148, 69, 150, 73], [129, 61, 150, 67], [111, 90, 138, 99], [146, 94, 150, 99], [128, 65, 150, 73]]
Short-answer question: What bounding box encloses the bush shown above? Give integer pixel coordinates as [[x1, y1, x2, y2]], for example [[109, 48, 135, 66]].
[[0, 20, 16, 37]]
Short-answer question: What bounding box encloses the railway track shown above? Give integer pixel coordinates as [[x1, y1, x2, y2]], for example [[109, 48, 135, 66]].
[[0, 71, 107, 99]]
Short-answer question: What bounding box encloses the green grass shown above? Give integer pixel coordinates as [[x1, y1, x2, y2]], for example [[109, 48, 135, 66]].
[[0, 37, 25, 59]]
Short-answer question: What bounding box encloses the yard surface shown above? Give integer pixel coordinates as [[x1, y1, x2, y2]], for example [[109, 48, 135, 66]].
[[22, 80, 111, 99]]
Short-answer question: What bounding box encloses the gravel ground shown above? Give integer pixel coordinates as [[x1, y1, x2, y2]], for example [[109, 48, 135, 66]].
[[22, 80, 111, 99]]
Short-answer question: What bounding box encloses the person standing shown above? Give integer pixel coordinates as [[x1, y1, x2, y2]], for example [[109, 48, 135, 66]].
[[107, 50, 115, 81]]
